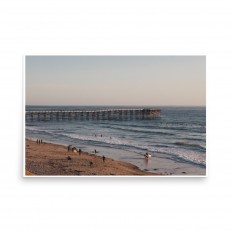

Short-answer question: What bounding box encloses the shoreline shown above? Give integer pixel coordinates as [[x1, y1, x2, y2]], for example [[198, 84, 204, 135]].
[[25, 139, 157, 176]]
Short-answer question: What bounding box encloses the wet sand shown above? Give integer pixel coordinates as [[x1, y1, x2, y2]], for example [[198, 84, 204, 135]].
[[25, 139, 157, 176]]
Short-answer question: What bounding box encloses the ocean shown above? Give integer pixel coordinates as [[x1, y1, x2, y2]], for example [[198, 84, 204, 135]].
[[25, 106, 206, 175]]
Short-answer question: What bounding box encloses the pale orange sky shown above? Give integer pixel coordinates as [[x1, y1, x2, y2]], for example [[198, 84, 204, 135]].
[[26, 56, 205, 106]]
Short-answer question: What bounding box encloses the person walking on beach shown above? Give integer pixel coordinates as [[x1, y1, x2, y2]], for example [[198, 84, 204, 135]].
[[36, 139, 38, 144], [38, 139, 40, 144], [67, 145, 72, 152], [79, 149, 82, 155], [102, 156, 105, 163]]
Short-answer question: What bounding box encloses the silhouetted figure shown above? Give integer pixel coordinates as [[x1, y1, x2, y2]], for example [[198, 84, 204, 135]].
[[90, 161, 93, 167], [144, 152, 151, 158], [41, 139, 43, 144], [101, 134, 102, 137], [79, 149, 82, 155], [67, 156, 71, 160], [36, 139, 38, 144], [38, 140, 40, 144], [67, 145, 72, 152], [103, 156, 105, 162], [144, 157, 149, 168]]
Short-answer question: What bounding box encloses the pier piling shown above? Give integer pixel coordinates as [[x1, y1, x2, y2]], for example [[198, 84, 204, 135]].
[[26, 108, 161, 121]]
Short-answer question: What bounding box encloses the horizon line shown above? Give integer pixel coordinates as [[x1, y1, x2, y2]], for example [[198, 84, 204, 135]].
[[26, 104, 206, 107]]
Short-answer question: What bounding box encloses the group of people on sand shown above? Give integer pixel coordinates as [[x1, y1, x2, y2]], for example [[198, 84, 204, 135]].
[[36, 139, 43, 144], [67, 144, 106, 163]]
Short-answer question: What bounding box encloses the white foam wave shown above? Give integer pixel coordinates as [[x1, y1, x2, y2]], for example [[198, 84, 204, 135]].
[[153, 146, 206, 166], [60, 132, 135, 147], [57, 132, 206, 166]]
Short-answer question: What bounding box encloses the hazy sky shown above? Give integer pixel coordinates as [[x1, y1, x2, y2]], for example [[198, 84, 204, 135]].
[[26, 56, 205, 106]]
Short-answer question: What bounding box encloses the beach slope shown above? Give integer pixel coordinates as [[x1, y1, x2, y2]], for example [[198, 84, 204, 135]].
[[25, 139, 156, 176]]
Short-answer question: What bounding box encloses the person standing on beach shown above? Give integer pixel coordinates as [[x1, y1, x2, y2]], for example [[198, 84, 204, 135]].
[[67, 145, 72, 152], [103, 156, 105, 162]]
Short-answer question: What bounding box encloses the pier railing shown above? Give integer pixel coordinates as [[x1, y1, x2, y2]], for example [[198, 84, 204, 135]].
[[25, 108, 161, 121]]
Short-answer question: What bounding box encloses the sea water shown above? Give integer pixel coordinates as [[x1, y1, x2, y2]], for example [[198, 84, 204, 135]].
[[25, 106, 206, 174]]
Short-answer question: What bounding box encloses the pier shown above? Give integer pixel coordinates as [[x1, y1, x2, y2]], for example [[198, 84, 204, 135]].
[[25, 108, 161, 121]]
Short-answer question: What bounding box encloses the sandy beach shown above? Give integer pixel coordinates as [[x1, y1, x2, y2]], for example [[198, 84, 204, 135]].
[[25, 139, 157, 176]]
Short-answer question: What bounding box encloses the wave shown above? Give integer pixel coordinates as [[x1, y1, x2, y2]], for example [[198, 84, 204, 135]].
[[109, 124, 204, 136], [26, 124, 37, 127], [152, 147, 206, 167], [174, 142, 206, 151], [179, 137, 205, 142], [107, 126, 175, 136], [53, 132, 206, 167], [26, 127, 44, 132], [57, 132, 139, 148], [26, 127, 61, 138]]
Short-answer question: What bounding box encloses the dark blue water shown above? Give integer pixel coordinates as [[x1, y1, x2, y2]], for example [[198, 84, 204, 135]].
[[26, 106, 206, 170]]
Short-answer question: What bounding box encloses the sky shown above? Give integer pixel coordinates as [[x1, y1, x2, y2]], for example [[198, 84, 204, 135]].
[[26, 56, 205, 106]]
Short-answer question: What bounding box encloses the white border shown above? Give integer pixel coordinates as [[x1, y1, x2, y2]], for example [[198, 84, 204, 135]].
[[4, 1, 231, 230], [23, 56, 25, 177]]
